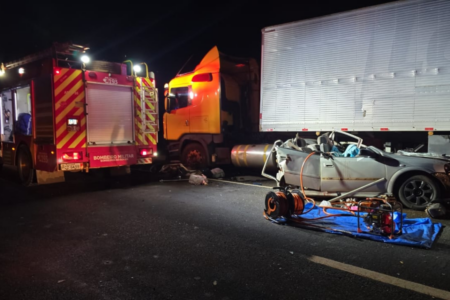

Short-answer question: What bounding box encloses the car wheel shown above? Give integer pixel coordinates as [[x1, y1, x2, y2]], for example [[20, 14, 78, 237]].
[[398, 175, 440, 210], [181, 143, 208, 170], [17, 145, 34, 186]]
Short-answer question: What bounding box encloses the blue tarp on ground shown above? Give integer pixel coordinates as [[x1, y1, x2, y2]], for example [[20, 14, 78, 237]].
[[271, 203, 443, 249]]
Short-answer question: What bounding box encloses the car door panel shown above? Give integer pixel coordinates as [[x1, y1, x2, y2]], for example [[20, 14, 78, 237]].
[[320, 156, 386, 192], [280, 148, 321, 190]]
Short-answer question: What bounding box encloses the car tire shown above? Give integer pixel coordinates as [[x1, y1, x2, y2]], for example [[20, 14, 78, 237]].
[[398, 175, 440, 210], [17, 145, 34, 186], [181, 143, 208, 170]]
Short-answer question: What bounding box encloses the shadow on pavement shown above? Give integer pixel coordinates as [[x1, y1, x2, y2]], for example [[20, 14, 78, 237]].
[[0, 165, 162, 205]]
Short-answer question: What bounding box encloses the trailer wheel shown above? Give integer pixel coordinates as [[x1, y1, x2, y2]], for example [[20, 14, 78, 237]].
[[181, 143, 208, 170], [397, 175, 440, 210], [17, 145, 34, 186]]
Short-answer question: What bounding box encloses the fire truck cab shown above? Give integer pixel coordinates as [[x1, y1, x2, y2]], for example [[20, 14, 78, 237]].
[[0, 43, 158, 185]]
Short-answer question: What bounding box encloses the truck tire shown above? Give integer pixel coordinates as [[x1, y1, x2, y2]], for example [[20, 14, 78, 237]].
[[397, 175, 440, 210], [17, 145, 34, 186], [181, 143, 208, 170]]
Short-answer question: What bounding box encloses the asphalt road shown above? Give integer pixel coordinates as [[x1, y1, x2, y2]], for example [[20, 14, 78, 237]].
[[1, 167, 449, 300]]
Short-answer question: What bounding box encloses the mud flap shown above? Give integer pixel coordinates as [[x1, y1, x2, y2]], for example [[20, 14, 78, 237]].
[[36, 170, 65, 184]]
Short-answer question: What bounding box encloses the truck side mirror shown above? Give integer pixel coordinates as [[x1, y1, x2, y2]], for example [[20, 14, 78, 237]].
[[165, 93, 175, 114], [166, 97, 171, 113]]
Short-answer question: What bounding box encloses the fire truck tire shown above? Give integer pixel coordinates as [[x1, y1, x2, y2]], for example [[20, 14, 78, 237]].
[[17, 145, 34, 186], [181, 143, 208, 169]]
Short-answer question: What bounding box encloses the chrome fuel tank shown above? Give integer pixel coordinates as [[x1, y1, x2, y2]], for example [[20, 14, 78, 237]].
[[231, 144, 277, 170]]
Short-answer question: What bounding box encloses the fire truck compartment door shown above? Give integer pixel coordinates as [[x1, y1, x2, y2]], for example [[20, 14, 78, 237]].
[[85, 84, 134, 145]]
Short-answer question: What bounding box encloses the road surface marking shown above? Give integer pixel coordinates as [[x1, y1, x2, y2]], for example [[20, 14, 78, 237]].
[[208, 178, 272, 189], [308, 255, 450, 300]]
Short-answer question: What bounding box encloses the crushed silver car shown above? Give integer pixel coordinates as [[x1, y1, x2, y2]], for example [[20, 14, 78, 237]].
[[262, 131, 450, 210]]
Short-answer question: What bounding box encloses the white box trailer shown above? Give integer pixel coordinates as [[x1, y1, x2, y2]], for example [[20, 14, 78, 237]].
[[260, 0, 450, 135]]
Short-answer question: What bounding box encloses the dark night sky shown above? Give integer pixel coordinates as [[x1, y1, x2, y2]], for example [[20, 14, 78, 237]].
[[1, 0, 394, 87]]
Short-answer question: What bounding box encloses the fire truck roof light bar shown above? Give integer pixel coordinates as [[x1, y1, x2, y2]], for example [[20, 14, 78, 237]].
[[133, 65, 142, 73], [81, 55, 90, 64], [124, 61, 150, 78]]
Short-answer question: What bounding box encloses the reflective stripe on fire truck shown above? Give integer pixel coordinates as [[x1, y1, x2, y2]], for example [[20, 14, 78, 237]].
[[137, 158, 152, 164], [134, 77, 157, 147], [54, 69, 86, 149]]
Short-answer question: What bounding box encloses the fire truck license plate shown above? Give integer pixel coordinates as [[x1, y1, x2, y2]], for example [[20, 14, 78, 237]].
[[60, 163, 83, 171]]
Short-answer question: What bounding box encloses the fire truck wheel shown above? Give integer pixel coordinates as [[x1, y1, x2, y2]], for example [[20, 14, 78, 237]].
[[181, 143, 208, 170], [17, 145, 34, 186]]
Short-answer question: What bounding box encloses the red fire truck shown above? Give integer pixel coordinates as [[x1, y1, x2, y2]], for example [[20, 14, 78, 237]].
[[0, 43, 158, 185]]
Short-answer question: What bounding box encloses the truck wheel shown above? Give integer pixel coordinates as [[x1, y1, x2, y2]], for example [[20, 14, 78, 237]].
[[398, 175, 440, 210], [17, 145, 34, 186], [181, 143, 208, 170]]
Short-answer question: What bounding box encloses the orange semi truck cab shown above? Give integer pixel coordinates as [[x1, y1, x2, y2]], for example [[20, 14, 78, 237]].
[[163, 46, 259, 168], [0, 43, 158, 185]]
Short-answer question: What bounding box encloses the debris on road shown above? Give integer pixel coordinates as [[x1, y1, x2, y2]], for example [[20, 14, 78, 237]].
[[189, 174, 208, 185], [159, 163, 212, 186], [426, 200, 450, 219], [159, 163, 190, 179], [210, 168, 225, 179]]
